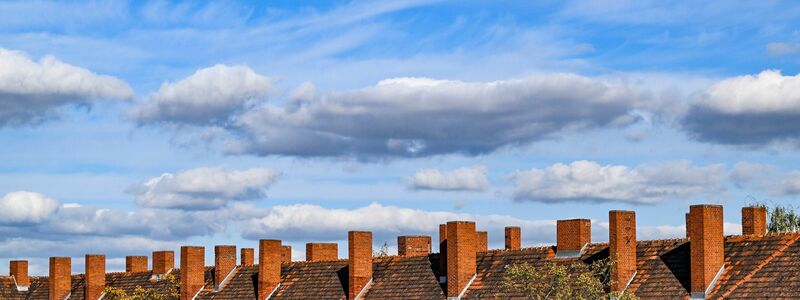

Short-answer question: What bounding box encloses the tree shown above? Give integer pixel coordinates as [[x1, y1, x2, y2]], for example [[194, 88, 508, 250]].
[[766, 204, 800, 233], [102, 273, 179, 300], [373, 241, 390, 257]]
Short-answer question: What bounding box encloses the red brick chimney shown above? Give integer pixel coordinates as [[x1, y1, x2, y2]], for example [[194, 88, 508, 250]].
[[241, 248, 254, 266], [398, 235, 431, 257], [180, 246, 205, 300], [126, 256, 147, 273], [689, 205, 725, 299], [686, 212, 691, 239], [446, 221, 477, 299], [84, 254, 105, 300], [349, 231, 373, 299], [306, 243, 338, 261], [556, 219, 591, 257], [258, 240, 281, 299], [439, 224, 447, 278], [505, 226, 521, 250], [282, 245, 292, 263], [152, 250, 174, 275], [9, 260, 29, 290], [476, 231, 488, 252], [214, 245, 236, 291], [742, 206, 767, 236], [49, 257, 71, 300], [609, 210, 636, 294]]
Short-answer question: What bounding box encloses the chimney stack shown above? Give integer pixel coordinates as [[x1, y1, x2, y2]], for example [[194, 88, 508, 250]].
[[9, 260, 29, 290], [126, 256, 147, 273], [476, 231, 488, 252], [446, 221, 477, 298], [742, 206, 767, 236], [398, 235, 432, 257], [152, 251, 174, 275], [439, 224, 448, 278], [349, 231, 373, 299], [609, 210, 636, 293], [556, 219, 591, 257], [686, 212, 691, 239], [306, 243, 338, 261], [258, 240, 281, 299], [241, 248, 254, 266], [282, 245, 292, 263], [84, 254, 105, 300], [505, 226, 521, 250], [689, 205, 725, 299], [49, 257, 71, 300], [214, 245, 236, 291], [180, 246, 205, 300]]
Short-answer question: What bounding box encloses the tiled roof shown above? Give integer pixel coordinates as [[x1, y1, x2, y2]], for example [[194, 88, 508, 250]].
[[4, 233, 800, 299]]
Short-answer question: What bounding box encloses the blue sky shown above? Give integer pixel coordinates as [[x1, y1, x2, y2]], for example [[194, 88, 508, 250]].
[[3, 0, 800, 274]]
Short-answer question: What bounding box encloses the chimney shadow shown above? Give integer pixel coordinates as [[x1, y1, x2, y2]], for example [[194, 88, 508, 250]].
[[427, 253, 446, 293], [660, 241, 691, 293], [336, 265, 349, 296]]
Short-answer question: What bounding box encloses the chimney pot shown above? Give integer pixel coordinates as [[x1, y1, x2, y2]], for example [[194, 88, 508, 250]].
[[125, 256, 147, 273], [349, 231, 373, 299], [152, 251, 174, 275], [214, 245, 236, 291], [258, 240, 281, 299], [556, 219, 591, 257], [446, 221, 477, 298], [49, 257, 71, 300], [398, 235, 432, 257], [180, 246, 205, 300], [476, 231, 488, 252], [689, 205, 725, 298], [9, 260, 29, 288], [306, 243, 338, 261], [609, 210, 637, 293], [505, 226, 521, 250], [742, 206, 767, 236], [241, 248, 254, 266], [85, 254, 105, 300], [282, 245, 292, 263]]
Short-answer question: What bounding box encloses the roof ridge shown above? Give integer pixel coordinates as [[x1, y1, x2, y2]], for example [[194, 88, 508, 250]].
[[715, 233, 800, 298]]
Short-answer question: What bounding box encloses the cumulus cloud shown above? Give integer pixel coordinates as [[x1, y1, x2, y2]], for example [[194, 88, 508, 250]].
[[0, 191, 60, 224], [408, 166, 489, 191], [132, 64, 274, 126], [221, 74, 645, 158], [682, 70, 800, 146], [512, 160, 726, 204], [129, 167, 280, 210], [0, 48, 133, 126]]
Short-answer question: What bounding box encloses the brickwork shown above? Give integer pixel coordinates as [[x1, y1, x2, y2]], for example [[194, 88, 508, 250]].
[[349, 231, 373, 299], [9, 260, 29, 287], [504, 226, 521, 250], [306, 243, 338, 261], [686, 212, 691, 239], [85, 254, 105, 300], [609, 210, 636, 293], [180, 246, 205, 300], [476, 231, 488, 252], [282, 245, 292, 263], [439, 224, 447, 276], [215, 245, 236, 288], [49, 257, 71, 300], [241, 248, 254, 266], [125, 256, 147, 273], [152, 250, 174, 275], [446, 221, 476, 298], [689, 205, 724, 294], [556, 219, 591, 252], [258, 239, 281, 299], [398, 235, 432, 257], [742, 206, 767, 236]]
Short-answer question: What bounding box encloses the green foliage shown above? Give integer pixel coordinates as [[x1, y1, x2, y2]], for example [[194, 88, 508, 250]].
[[373, 241, 390, 257], [497, 258, 639, 300], [767, 204, 800, 233], [102, 273, 179, 300]]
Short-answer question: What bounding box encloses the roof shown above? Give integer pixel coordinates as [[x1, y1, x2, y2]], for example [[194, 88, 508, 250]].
[[2, 233, 800, 299]]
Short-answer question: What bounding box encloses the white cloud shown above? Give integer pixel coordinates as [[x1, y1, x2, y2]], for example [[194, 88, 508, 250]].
[[697, 70, 800, 114], [129, 167, 281, 210], [132, 64, 274, 126], [0, 48, 133, 126], [409, 166, 489, 191], [0, 191, 60, 224], [512, 160, 726, 204]]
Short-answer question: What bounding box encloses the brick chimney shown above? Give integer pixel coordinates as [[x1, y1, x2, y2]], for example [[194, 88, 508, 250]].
[[476, 231, 488, 252], [686, 212, 691, 239], [126, 256, 147, 273], [85, 254, 105, 300], [689, 205, 725, 299], [306, 243, 338, 261], [446, 221, 477, 299], [609, 210, 636, 293], [241, 248, 254, 266], [349, 231, 373, 299], [282, 245, 292, 263], [505, 226, 521, 250], [556, 219, 591, 257], [152, 251, 174, 275], [258, 240, 281, 299], [214, 245, 236, 291], [180, 246, 205, 300], [742, 206, 767, 236], [49, 257, 71, 300], [9, 260, 29, 290], [439, 224, 447, 278], [398, 235, 431, 257]]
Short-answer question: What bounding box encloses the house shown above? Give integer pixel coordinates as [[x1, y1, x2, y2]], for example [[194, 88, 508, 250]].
[[1, 204, 797, 299]]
